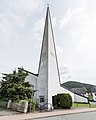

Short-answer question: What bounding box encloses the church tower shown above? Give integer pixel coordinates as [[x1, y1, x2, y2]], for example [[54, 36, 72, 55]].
[[25, 6, 89, 108], [36, 6, 74, 108]]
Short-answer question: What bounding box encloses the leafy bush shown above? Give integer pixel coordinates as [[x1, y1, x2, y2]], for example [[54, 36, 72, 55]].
[[0, 68, 33, 102], [53, 93, 72, 109], [28, 99, 36, 112], [0, 99, 7, 108], [57, 94, 61, 107], [31, 100, 36, 111], [60, 94, 72, 108]]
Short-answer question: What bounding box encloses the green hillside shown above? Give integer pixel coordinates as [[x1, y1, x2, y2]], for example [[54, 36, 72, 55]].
[[62, 81, 94, 92]]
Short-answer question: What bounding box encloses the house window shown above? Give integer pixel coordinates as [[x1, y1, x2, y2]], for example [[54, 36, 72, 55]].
[[39, 96, 45, 103]]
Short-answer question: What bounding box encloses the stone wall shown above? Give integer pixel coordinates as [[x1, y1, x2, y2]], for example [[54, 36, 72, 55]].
[[8, 100, 28, 113], [0, 100, 28, 113]]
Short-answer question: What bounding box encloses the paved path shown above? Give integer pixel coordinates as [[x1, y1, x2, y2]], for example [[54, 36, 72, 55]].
[[0, 107, 20, 117], [0, 108, 96, 120], [33, 111, 96, 120]]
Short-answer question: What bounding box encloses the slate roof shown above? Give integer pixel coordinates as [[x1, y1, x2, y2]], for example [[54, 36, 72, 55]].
[[70, 88, 86, 95]]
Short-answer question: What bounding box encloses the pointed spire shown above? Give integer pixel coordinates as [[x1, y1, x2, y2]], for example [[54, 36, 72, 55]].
[[47, 3, 49, 7], [37, 7, 62, 107], [45, 5, 49, 27], [38, 6, 61, 85], [38, 6, 49, 74]]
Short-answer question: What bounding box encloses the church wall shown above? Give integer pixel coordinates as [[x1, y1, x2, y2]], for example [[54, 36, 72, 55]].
[[37, 64, 48, 105], [74, 94, 88, 103], [25, 74, 37, 100], [48, 12, 74, 107], [26, 7, 88, 108], [36, 17, 49, 106]]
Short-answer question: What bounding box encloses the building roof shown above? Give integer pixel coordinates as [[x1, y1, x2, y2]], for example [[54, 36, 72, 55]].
[[18, 67, 38, 76], [70, 88, 86, 95], [91, 86, 96, 92]]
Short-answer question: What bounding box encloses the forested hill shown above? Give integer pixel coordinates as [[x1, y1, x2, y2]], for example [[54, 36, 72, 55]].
[[62, 81, 94, 91]]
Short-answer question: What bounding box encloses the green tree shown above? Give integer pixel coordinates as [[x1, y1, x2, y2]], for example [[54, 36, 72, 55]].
[[0, 68, 33, 102]]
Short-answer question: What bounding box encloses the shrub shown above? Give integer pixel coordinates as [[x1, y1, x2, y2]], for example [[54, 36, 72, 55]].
[[60, 94, 72, 109], [31, 100, 36, 111], [53, 93, 72, 109], [0, 99, 7, 108], [28, 99, 36, 112], [57, 94, 62, 107]]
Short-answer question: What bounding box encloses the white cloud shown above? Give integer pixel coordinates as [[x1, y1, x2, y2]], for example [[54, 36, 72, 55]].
[[52, 17, 57, 27], [34, 17, 44, 33], [60, 7, 96, 54], [76, 12, 96, 51], [0, 0, 96, 84], [58, 6, 96, 84], [0, 0, 43, 16], [56, 46, 63, 55], [0, 0, 44, 73], [59, 65, 72, 83], [59, 7, 85, 28], [60, 9, 73, 28], [0, 13, 13, 45], [0, 0, 43, 45]]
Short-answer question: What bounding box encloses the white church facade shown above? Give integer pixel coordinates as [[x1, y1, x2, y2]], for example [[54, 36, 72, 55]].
[[25, 7, 88, 108]]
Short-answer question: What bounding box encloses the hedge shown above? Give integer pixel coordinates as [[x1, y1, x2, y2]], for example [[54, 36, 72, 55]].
[[52, 93, 72, 109]]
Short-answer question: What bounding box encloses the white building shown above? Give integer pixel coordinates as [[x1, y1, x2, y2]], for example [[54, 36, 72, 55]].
[[91, 93, 96, 101], [25, 7, 88, 108]]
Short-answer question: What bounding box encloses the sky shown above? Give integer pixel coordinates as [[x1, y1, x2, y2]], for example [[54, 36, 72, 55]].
[[0, 0, 96, 85]]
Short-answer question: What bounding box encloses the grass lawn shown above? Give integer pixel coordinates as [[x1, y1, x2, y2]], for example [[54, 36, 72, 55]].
[[72, 103, 96, 108], [90, 104, 96, 108]]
